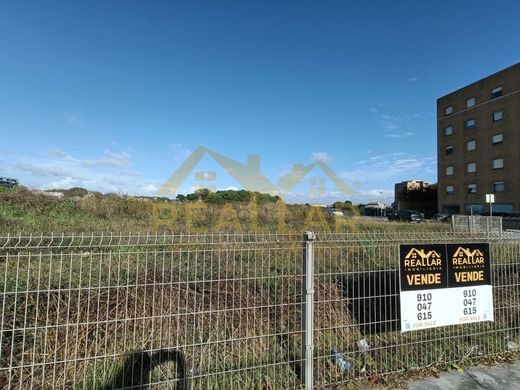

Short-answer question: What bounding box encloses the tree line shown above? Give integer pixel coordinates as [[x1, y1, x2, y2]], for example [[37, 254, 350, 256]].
[[175, 188, 280, 204]]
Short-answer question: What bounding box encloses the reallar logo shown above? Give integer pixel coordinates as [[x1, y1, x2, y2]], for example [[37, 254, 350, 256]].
[[404, 248, 442, 268], [446, 243, 491, 287], [452, 247, 485, 265], [450, 246, 487, 284], [399, 244, 447, 291]]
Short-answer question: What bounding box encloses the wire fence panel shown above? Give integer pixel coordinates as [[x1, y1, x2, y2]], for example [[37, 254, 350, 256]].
[[452, 215, 502, 233], [313, 232, 520, 388], [0, 231, 519, 389], [0, 233, 305, 389]]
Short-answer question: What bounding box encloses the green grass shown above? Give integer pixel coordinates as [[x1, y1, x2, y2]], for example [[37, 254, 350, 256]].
[[1, 187, 517, 388], [2, 239, 518, 388], [0, 186, 448, 234]]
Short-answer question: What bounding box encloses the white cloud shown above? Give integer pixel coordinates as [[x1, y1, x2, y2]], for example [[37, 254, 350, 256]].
[[373, 111, 420, 135], [359, 189, 393, 198], [6, 147, 162, 195], [120, 170, 141, 178], [47, 148, 69, 158], [339, 153, 436, 204], [81, 150, 131, 167], [15, 163, 67, 177], [407, 77, 418, 82], [276, 164, 293, 178], [311, 151, 331, 163], [46, 148, 133, 168], [283, 189, 345, 205], [141, 183, 160, 194], [378, 114, 400, 131], [384, 131, 414, 138], [355, 189, 394, 203], [169, 143, 192, 161], [44, 176, 88, 190]]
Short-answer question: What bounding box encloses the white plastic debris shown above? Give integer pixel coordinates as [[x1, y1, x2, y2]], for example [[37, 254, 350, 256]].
[[331, 348, 352, 372], [358, 338, 370, 352]]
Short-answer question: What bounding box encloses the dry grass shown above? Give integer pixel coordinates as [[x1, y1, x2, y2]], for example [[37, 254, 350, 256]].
[[2, 277, 304, 389], [0, 186, 448, 234], [1, 188, 517, 388], [1, 241, 518, 389]]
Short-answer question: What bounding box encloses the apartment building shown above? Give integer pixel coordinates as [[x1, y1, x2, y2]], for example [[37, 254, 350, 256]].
[[437, 62, 520, 215]]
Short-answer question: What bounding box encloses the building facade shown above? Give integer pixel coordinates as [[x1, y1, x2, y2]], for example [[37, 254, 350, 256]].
[[437, 62, 520, 215], [394, 180, 437, 218]]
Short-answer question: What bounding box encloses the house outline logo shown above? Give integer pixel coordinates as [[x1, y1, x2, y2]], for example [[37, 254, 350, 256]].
[[158, 146, 279, 196], [277, 161, 354, 197], [452, 247, 485, 263], [405, 248, 442, 262], [157, 146, 355, 198]]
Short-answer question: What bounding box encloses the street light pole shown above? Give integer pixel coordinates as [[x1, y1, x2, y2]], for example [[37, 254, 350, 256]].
[[380, 191, 383, 219]]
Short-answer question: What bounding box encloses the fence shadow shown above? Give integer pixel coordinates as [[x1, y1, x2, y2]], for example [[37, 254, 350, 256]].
[[337, 271, 401, 334], [275, 334, 303, 383], [100, 349, 187, 390]]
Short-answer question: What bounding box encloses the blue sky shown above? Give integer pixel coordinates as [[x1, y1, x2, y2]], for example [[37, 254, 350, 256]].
[[1, 1, 519, 204]]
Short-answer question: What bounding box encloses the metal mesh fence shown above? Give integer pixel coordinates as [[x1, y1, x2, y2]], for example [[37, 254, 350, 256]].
[[0, 233, 304, 389], [312, 231, 520, 387], [1, 231, 519, 389], [452, 215, 503, 233]]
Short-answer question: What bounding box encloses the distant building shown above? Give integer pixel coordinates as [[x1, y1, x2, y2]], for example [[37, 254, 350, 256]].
[[437, 62, 520, 215], [363, 201, 386, 216], [394, 180, 437, 218], [0, 177, 18, 187]]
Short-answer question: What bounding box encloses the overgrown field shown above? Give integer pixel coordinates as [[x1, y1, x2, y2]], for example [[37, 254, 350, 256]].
[[1, 188, 518, 388], [1, 235, 519, 389], [0, 187, 447, 234]]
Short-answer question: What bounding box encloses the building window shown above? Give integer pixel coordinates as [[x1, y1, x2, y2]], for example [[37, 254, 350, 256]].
[[494, 204, 514, 213], [493, 110, 503, 122], [466, 97, 476, 108], [446, 166, 454, 176], [467, 162, 476, 173], [446, 185, 454, 195], [446, 146, 454, 155], [467, 140, 476, 151], [466, 119, 476, 128], [492, 133, 503, 145], [444, 126, 453, 136], [494, 181, 505, 192], [493, 158, 504, 169], [445, 106, 453, 115], [465, 204, 484, 215], [443, 205, 460, 214], [467, 184, 477, 194], [491, 87, 503, 99]]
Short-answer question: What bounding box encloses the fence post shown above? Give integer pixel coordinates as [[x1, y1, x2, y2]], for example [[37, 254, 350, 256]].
[[302, 231, 315, 389]]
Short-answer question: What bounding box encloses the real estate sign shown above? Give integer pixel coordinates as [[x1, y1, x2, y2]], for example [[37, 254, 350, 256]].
[[399, 243, 493, 332]]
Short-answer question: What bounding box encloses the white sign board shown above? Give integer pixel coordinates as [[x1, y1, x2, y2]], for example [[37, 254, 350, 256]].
[[486, 194, 495, 203], [399, 243, 493, 332]]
